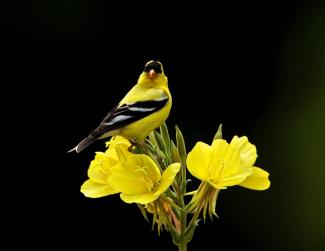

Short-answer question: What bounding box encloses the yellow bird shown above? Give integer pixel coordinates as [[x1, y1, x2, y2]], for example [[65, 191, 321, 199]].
[[69, 60, 172, 153]]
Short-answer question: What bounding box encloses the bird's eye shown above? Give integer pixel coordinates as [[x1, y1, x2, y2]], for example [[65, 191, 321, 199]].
[[144, 61, 162, 73]]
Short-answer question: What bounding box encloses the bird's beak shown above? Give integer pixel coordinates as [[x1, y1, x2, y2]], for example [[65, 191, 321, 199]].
[[149, 69, 157, 79]]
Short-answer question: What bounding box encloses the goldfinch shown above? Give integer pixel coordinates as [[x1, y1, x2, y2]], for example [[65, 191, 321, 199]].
[[69, 60, 172, 153]]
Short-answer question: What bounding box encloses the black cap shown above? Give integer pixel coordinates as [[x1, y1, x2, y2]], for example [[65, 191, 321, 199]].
[[144, 60, 162, 74]]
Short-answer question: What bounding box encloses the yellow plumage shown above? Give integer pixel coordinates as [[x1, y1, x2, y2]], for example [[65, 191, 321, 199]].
[[69, 60, 172, 153], [117, 71, 171, 142]]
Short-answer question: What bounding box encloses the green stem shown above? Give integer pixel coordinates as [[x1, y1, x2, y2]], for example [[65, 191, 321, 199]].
[[178, 241, 187, 251], [177, 162, 187, 250], [166, 189, 179, 202]]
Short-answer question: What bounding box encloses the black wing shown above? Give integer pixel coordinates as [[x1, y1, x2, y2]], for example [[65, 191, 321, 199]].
[[98, 96, 169, 134], [68, 96, 168, 153]]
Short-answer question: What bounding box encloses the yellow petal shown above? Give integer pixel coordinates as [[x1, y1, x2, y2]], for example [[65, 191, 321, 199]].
[[206, 180, 226, 190], [239, 166, 270, 190], [81, 179, 118, 198], [140, 155, 162, 185], [105, 136, 131, 148], [88, 153, 117, 183], [230, 136, 257, 167], [211, 140, 241, 178], [108, 163, 150, 194], [155, 163, 180, 196], [217, 172, 250, 188], [216, 165, 253, 188], [128, 154, 161, 185], [113, 143, 132, 163], [106, 136, 131, 161], [120, 193, 159, 204], [186, 142, 212, 181], [115, 136, 131, 145]]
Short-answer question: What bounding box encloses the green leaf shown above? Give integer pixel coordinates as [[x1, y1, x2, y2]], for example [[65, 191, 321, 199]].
[[213, 123, 223, 141], [144, 139, 156, 153], [209, 189, 220, 219], [160, 123, 171, 163], [170, 229, 180, 245], [157, 215, 162, 235], [175, 125, 187, 165], [154, 130, 167, 153], [184, 190, 197, 196], [167, 198, 186, 214], [137, 204, 149, 223], [152, 206, 157, 231], [202, 200, 208, 222], [165, 189, 178, 201], [185, 219, 200, 243], [175, 125, 187, 195], [149, 131, 158, 146], [171, 140, 181, 163], [155, 147, 167, 169], [160, 123, 170, 148]]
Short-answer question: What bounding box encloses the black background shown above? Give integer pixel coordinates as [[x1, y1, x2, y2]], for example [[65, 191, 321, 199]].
[[3, 0, 325, 250]]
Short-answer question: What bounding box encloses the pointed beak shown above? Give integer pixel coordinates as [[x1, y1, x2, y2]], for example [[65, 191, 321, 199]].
[[149, 69, 157, 79]]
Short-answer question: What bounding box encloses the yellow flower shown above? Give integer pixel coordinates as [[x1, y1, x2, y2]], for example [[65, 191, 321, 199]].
[[80, 136, 131, 198], [187, 136, 270, 190], [108, 145, 181, 204], [186, 136, 270, 220]]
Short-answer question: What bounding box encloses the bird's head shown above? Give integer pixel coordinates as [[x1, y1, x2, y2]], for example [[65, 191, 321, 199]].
[[143, 60, 164, 80]]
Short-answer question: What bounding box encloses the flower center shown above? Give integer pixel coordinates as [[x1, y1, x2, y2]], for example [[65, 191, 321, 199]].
[[135, 166, 155, 192], [209, 158, 229, 181]]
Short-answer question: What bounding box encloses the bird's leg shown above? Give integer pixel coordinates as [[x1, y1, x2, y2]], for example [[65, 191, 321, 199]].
[[128, 141, 137, 152], [128, 141, 147, 154]]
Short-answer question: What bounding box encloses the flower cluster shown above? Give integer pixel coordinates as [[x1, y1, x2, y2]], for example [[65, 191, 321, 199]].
[[81, 136, 180, 205], [80, 124, 270, 250]]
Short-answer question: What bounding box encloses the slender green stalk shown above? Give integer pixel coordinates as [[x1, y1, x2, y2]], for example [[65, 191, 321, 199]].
[[175, 126, 188, 251], [176, 164, 187, 251], [178, 179, 187, 250], [174, 190, 187, 251], [178, 241, 187, 251]]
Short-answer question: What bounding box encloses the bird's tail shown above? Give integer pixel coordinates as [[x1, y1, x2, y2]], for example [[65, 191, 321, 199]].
[[68, 134, 97, 153]]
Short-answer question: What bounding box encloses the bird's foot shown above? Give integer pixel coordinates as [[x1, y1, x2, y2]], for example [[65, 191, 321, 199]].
[[128, 141, 146, 154], [128, 142, 138, 152]]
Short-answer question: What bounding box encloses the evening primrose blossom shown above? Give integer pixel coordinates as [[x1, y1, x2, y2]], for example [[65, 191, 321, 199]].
[[80, 136, 131, 198], [108, 144, 180, 204], [186, 135, 270, 219], [187, 136, 270, 190]]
